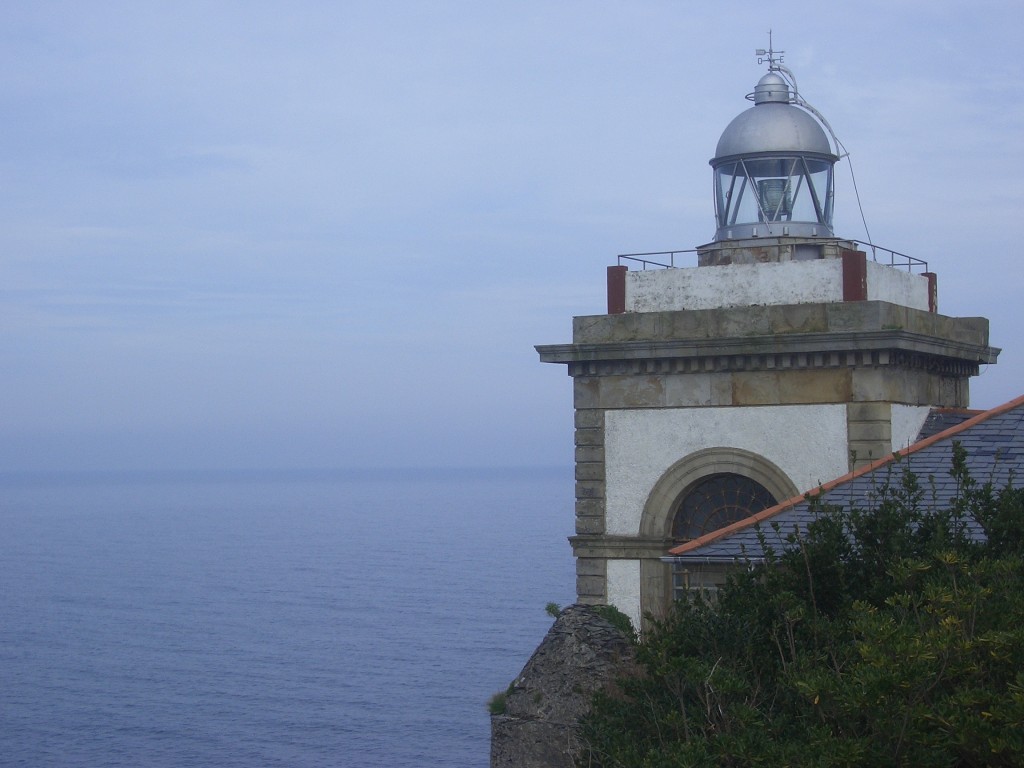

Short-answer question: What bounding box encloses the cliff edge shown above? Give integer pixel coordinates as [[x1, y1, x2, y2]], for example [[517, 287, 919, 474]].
[[490, 604, 635, 768]]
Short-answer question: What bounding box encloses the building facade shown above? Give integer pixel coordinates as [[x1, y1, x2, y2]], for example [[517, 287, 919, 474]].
[[536, 53, 999, 629], [665, 394, 1024, 595]]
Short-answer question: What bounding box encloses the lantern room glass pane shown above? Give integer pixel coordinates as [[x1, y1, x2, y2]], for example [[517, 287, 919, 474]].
[[715, 163, 739, 227], [715, 164, 759, 227], [805, 160, 834, 225], [714, 155, 834, 230]]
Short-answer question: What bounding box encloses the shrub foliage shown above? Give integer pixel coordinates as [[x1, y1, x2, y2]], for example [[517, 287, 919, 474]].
[[579, 445, 1024, 767]]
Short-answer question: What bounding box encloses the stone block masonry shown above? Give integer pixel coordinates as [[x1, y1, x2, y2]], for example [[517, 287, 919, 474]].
[[538, 294, 998, 621]]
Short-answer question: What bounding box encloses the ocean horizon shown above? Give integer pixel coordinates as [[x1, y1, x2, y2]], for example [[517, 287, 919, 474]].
[[0, 466, 576, 767]]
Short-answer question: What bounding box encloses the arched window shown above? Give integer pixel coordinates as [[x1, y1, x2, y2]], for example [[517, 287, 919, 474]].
[[671, 473, 777, 541], [638, 449, 797, 619]]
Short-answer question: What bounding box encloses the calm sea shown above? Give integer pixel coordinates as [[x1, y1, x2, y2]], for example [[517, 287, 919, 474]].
[[0, 467, 575, 767]]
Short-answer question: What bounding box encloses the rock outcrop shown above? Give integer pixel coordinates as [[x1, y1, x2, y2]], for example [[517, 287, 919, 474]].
[[490, 605, 636, 768]]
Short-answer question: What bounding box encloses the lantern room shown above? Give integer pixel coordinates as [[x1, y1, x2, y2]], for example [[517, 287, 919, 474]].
[[711, 71, 837, 241]]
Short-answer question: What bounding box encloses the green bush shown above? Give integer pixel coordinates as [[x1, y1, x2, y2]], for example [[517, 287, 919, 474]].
[[579, 446, 1024, 766], [487, 690, 507, 716], [591, 604, 637, 644], [489, 680, 517, 716]]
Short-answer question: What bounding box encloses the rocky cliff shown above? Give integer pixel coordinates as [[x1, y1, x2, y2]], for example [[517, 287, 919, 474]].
[[489, 605, 635, 768]]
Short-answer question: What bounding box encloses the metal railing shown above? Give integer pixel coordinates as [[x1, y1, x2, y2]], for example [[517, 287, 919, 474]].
[[617, 241, 928, 273], [616, 249, 697, 270], [850, 240, 928, 273]]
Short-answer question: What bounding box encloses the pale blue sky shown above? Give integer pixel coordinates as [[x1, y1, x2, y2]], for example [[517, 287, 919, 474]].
[[2, 1, 1021, 472]]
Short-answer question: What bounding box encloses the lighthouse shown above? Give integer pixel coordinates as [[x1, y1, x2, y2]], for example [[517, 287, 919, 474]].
[[536, 48, 999, 630]]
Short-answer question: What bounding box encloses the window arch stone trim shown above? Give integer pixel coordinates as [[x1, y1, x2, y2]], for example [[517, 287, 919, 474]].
[[639, 447, 799, 539]]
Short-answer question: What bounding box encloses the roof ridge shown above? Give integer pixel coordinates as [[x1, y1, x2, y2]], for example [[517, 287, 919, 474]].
[[668, 393, 1024, 557]]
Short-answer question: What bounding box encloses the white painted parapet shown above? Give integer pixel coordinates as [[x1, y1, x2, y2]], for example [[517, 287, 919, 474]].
[[865, 261, 930, 311], [624, 259, 930, 313]]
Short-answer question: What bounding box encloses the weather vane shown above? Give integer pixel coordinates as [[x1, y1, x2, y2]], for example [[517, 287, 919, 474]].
[[756, 30, 784, 70]]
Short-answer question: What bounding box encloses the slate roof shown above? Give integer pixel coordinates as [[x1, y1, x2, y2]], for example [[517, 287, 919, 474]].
[[916, 407, 983, 440], [667, 394, 1024, 563]]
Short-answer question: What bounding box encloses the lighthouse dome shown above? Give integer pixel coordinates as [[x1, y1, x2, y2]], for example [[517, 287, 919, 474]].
[[715, 101, 834, 160]]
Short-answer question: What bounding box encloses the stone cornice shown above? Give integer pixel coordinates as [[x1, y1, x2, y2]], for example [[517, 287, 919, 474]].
[[537, 328, 998, 378], [538, 300, 999, 377], [570, 534, 673, 560]]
